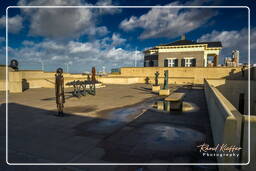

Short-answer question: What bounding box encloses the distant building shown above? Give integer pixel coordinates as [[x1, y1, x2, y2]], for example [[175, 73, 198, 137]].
[[224, 50, 240, 67], [143, 35, 222, 67]]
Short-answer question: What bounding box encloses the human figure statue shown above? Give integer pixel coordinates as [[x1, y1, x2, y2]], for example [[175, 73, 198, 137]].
[[87, 74, 91, 81], [154, 71, 159, 86], [163, 70, 169, 89], [55, 68, 65, 116], [145, 77, 150, 84], [91, 67, 96, 83]]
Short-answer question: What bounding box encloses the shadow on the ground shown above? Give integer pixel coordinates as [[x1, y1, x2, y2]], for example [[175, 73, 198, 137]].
[[0, 86, 217, 170]]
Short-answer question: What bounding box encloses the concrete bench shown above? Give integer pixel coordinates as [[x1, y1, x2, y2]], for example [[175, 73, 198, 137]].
[[164, 93, 185, 111]]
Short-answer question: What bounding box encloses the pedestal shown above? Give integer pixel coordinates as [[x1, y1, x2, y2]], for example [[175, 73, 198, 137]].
[[159, 89, 170, 96], [157, 101, 164, 111], [152, 85, 160, 93], [9, 71, 22, 93]]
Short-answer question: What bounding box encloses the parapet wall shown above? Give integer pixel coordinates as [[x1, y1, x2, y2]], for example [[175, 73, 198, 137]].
[[206, 79, 255, 115], [0, 65, 252, 93], [120, 67, 246, 84], [204, 79, 256, 170], [204, 79, 242, 163]]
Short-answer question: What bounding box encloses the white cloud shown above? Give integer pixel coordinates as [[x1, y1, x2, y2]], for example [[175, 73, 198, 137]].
[[24, 7, 99, 39], [22, 40, 34, 46], [198, 28, 256, 64], [17, 0, 120, 39], [119, 1, 217, 39], [111, 33, 126, 46], [95, 0, 122, 15], [0, 15, 23, 33], [7, 34, 143, 72]]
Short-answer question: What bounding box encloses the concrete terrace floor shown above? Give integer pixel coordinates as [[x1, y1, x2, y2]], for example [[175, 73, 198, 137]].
[[0, 84, 217, 171]]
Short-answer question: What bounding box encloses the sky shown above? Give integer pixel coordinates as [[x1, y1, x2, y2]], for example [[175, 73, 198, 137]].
[[0, 0, 255, 73]]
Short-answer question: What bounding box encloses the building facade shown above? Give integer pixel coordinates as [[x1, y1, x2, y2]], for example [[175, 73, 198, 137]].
[[224, 50, 240, 67], [144, 36, 222, 67]]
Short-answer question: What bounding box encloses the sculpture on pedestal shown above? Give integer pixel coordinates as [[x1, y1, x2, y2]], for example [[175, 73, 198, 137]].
[[163, 70, 168, 90], [55, 68, 65, 116], [154, 71, 159, 86], [91, 67, 96, 83]]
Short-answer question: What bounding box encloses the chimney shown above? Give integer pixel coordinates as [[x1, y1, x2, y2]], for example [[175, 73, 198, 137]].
[[181, 34, 186, 40]]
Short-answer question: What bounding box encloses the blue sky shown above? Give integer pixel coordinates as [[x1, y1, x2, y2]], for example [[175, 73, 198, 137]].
[[0, 0, 255, 73]]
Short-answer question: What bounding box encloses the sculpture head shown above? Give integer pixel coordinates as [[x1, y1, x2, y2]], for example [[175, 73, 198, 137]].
[[9, 59, 19, 71], [92, 67, 96, 73], [56, 68, 63, 75]]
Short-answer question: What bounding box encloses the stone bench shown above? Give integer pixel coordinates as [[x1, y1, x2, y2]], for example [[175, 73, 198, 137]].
[[164, 93, 185, 111]]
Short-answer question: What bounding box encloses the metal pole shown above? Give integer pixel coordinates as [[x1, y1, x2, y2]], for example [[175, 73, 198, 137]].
[[135, 47, 137, 67], [65, 63, 69, 73]]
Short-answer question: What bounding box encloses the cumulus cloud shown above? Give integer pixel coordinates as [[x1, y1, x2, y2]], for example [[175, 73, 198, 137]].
[[0, 15, 23, 33], [17, 0, 120, 39], [198, 28, 256, 64], [95, 0, 122, 14], [119, 1, 217, 39], [110, 33, 126, 46], [8, 33, 143, 72]]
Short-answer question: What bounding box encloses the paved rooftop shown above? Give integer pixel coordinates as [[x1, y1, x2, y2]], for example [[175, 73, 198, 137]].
[[0, 84, 217, 171]]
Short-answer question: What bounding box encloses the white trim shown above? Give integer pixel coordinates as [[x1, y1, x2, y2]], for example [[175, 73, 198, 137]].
[[5, 5, 250, 166], [183, 57, 195, 67], [166, 58, 177, 67]]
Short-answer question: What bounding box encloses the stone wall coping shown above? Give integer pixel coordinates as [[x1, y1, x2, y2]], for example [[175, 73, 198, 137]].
[[205, 79, 242, 119], [121, 66, 244, 69]]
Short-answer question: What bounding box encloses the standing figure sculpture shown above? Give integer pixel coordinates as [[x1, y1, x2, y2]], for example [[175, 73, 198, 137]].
[[154, 71, 159, 86], [55, 68, 65, 116], [163, 70, 169, 90], [91, 67, 96, 83], [87, 74, 91, 81]]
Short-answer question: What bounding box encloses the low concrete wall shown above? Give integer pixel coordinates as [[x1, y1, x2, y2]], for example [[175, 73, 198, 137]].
[[206, 79, 255, 115], [120, 67, 246, 84], [204, 79, 242, 163], [0, 68, 145, 92], [0, 66, 252, 93], [97, 77, 139, 84], [205, 79, 256, 170], [0, 66, 23, 92], [241, 116, 256, 171]]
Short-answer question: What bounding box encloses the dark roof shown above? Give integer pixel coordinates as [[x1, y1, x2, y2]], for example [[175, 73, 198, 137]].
[[158, 39, 222, 48], [199, 41, 222, 47]]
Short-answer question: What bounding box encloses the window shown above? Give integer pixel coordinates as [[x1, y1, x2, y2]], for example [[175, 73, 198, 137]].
[[185, 58, 192, 67], [153, 60, 158, 66], [166, 58, 178, 67], [144, 60, 149, 67], [183, 58, 196, 67]]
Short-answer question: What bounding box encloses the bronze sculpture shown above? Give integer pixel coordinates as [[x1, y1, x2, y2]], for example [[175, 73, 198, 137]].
[[9, 59, 19, 71], [55, 68, 65, 116], [91, 67, 96, 83], [154, 71, 159, 86], [163, 70, 169, 89], [145, 77, 150, 84]]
